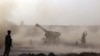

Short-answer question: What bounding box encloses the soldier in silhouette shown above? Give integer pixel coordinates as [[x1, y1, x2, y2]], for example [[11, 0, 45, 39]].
[[3, 30, 12, 56], [81, 31, 87, 45]]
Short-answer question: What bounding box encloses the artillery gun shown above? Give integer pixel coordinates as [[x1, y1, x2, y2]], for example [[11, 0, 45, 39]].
[[35, 24, 61, 44]]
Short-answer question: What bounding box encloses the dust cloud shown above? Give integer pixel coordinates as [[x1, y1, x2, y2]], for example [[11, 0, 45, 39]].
[[0, 0, 18, 48], [0, 0, 100, 53], [11, 25, 100, 53]]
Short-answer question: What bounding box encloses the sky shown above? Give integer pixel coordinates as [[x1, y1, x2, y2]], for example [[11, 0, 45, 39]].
[[1, 0, 100, 25]]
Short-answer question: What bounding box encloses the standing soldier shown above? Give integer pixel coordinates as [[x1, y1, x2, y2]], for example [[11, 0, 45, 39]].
[[81, 31, 87, 45], [3, 30, 12, 56]]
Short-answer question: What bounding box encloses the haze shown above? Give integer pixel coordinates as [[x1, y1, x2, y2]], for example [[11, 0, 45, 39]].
[[2, 0, 99, 25], [1, 0, 100, 54]]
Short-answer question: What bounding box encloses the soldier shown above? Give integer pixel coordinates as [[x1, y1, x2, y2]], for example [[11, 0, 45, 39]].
[[3, 30, 12, 56], [81, 31, 87, 45]]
